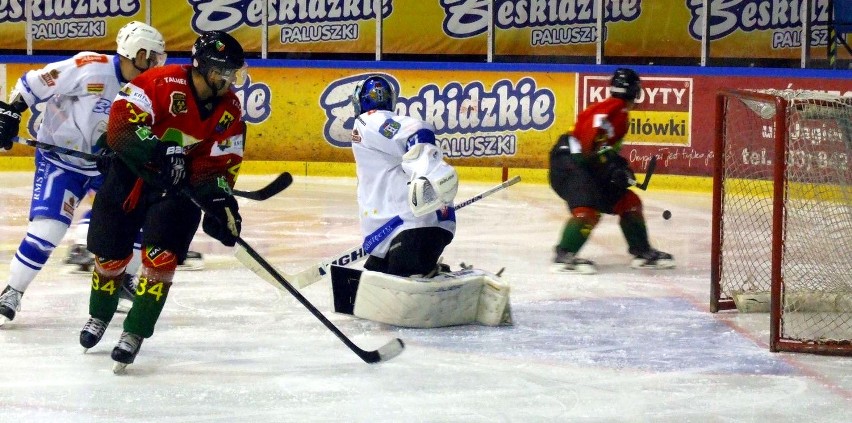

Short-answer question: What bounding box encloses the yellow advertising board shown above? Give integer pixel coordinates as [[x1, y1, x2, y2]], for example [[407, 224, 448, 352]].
[[240, 67, 574, 168], [382, 2, 487, 55]]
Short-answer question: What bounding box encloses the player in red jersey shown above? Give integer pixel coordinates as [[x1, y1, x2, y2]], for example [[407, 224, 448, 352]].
[[79, 31, 248, 373], [548, 68, 674, 275]]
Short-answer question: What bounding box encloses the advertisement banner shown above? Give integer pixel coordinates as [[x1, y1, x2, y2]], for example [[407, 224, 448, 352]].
[[3, 60, 850, 179], [382, 1, 487, 55], [246, 67, 574, 168], [152, 0, 261, 53], [0, 1, 147, 51], [267, 0, 379, 54]]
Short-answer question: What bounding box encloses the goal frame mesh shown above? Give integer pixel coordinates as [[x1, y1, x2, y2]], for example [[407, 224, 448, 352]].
[[711, 88, 852, 355]]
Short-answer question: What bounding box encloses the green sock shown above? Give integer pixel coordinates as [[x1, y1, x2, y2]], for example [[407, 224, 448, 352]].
[[559, 217, 592, 253], [620, 212, 650, 253], [88, 273, 122, 323], [123, 278, 172, 338]]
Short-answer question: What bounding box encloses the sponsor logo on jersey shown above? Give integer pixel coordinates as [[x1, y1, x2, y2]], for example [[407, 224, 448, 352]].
[[350, 128, 361, 143], [74, 54, 108, 67], [62, 191, 78, 220], [169, 92, 188, 116], [211, 134, 244, 157], [38, 69, 60, 87], [215, 111, 235, 133], [87, 83, 104, 94]]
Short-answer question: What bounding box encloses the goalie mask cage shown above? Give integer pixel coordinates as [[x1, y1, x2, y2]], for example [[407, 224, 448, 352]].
[[711, 89, 852, 355]]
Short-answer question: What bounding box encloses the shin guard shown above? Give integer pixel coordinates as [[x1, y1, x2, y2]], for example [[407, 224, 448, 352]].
[[88, 256, 132, 323]]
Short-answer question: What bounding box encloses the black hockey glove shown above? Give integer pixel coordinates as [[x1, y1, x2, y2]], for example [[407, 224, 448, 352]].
[[599, 150, 634, 190], [0, 101, 23, 151], [95, 149, 116, 174], [199, 182, 242, 247], [151, 141, 187, 190]]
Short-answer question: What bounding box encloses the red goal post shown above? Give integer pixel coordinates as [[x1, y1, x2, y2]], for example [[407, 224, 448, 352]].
[[711, 88, 852, 355]]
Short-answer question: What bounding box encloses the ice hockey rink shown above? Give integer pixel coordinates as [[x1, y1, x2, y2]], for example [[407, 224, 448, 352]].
[[0, 172, 850, 422]]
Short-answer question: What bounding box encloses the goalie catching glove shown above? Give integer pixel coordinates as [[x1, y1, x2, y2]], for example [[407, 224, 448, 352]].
[[403, 143, 458, 217], [197, 180, 242, 247]]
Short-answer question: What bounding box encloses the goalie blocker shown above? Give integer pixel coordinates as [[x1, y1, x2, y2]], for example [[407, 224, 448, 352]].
[[331, 265, 513, 328]]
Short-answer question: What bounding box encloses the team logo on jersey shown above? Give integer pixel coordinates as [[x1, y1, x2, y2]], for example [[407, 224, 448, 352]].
[[87, 83, 104, 94], [169, 92, 188, 116], [215, 111, 235, 133], [379, 120, 401, 139], [39, 69, 60, 87]]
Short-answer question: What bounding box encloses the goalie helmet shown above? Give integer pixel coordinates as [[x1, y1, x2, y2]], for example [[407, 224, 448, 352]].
[[352, 75, 396, 116], [116, 21, 166, 66], [192, 31, 246, 76], [610, 68, 641, 101]]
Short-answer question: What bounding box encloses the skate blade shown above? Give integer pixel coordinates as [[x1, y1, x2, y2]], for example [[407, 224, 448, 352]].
[[177, 260, 204, 271], [549, 263, 597, 275], [112, 362, 129, 374], [630, 259, 676, 270]]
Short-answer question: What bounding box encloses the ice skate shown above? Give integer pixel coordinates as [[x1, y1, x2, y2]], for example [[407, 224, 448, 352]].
[[629, 248, 675, 269], [65, 243, 95, 273], [111, 331, 143, 374], [116, 274, 137, 313], [551, 247, 597, 275], [0, 286, 23, 326], [80, 317, 108, 352], [177, 250, 204, 271]]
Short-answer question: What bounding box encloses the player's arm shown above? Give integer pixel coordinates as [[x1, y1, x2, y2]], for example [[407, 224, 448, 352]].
[[400, 124, 458, 217], [189, 121, 246, 247], [107, 83, 186, 189], [0, 54, 94, 150]]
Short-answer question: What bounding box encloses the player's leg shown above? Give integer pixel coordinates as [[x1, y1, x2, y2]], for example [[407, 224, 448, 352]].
[[80, 165, 144, 349], [377, 227, 454, 277], [65, 209, 95, 272], [548, 155, 601, 274], [612, 190, 675, 269], [1, 151, 91, 325], [112, 195, 201, 371]]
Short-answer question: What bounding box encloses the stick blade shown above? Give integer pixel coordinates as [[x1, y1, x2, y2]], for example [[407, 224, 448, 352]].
[[234, 172, 293, 201], [361, 338, 405, 364]]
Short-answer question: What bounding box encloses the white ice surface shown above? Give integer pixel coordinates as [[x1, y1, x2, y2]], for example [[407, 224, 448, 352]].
[[0, 173, 850, 422]]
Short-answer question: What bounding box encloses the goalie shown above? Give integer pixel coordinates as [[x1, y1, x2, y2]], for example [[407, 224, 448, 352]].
[[349, 74, 458, 278], [548, 68, 674, 274]]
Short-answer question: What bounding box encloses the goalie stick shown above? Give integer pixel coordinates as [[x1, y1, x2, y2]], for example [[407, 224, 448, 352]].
[[181, 188, 405, 364], [235, 175, 522, 290], [12, 137, 292, 201]]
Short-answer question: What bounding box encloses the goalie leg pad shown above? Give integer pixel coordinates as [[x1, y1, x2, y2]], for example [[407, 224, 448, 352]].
[[331, 266, 512, 328]]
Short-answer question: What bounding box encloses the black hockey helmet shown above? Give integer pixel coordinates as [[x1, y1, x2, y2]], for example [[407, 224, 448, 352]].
[[192, 31, 245, 77], [610, 68, 641, 101]]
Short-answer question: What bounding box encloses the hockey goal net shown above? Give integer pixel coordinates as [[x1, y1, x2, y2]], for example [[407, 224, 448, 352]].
[[711, 88, 852, 355]]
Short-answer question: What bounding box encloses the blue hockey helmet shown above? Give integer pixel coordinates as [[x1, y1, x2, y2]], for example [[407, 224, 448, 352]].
[[610, 68, 641, 101], [352, 75, 396, 115]]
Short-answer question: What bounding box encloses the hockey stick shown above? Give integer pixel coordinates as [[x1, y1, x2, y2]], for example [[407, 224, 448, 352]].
[[181, 189, 405, 364], [628, 155, 657, 191], [232, 172, 293, 201], [235, 175, 522, 290], [13, 137, 292, 201]]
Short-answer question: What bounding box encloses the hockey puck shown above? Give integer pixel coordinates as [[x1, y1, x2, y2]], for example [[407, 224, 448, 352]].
[[662, 210, 672, 220]]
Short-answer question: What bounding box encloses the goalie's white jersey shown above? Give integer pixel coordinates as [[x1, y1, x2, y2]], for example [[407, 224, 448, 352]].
[[351, 109, 456, 258], [12, 52, 126, 176]]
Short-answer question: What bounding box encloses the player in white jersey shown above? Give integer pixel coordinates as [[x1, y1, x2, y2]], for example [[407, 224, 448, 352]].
[[349, 75, 459, 277], [0, 21, 166, 325]]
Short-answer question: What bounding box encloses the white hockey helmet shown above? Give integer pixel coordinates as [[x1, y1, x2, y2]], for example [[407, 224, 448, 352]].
[[116, 21, 167, 67]]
